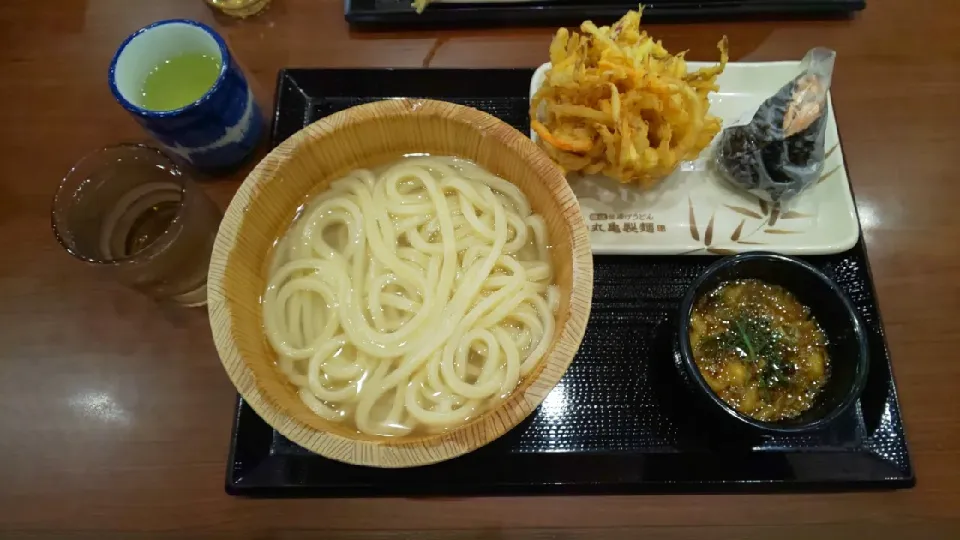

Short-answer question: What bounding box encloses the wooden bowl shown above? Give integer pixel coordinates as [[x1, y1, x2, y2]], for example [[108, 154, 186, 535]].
[[207, 99, 593, 467]]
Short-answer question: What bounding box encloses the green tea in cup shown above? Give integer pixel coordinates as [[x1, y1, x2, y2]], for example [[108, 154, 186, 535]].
[[108, 19, 263, 173], [141, 52, 222, 111]]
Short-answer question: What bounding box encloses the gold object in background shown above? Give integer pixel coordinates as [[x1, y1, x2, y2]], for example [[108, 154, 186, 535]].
[[206, 0, 271, 18]]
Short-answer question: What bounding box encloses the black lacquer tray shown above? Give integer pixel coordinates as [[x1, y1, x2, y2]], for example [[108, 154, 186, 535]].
[[225, 68, 913, 496], [345, 0, 866, 29]]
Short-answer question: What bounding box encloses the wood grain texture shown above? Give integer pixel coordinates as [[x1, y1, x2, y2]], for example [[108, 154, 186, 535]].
[[0, 0, 959, 537], [208, 99, 593, 466]]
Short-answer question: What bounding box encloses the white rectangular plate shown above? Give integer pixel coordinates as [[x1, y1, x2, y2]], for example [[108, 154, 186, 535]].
[[530, 62, 860, 256]]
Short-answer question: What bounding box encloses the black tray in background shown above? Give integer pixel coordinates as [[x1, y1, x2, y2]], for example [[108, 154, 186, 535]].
[[345, 0, 866, 28], [226, 68, 913, 496]]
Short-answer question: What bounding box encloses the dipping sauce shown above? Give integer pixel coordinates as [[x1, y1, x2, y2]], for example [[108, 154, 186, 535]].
[[688, 279, 830, 422]]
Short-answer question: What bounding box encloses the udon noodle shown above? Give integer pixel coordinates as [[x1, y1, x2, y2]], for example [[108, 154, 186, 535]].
[[263, 156, 558, 437]]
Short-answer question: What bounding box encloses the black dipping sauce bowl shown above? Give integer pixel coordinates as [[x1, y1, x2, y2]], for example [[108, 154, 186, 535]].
[[675, 252, 869, 434]]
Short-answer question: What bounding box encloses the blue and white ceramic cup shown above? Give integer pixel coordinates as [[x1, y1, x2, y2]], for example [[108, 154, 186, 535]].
[[108, 19, 263, 174]]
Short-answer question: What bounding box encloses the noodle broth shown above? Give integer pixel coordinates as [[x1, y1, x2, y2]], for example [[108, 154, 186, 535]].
[[262, 155, 558, 437]]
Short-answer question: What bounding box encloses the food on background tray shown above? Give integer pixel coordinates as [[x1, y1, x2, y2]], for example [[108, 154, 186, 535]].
[[688, 279, 830, 422], [530, 6, 728, 188], [263, 155, 559, 437], [413, 0, 506, 13], [715, 47, 836, 205]]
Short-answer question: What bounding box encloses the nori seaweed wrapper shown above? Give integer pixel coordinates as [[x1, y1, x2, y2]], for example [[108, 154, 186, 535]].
[[716, 48, 836, 204]]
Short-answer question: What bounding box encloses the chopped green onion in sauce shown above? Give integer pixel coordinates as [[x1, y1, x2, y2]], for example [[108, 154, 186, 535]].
[[689, 279, 829, 421]]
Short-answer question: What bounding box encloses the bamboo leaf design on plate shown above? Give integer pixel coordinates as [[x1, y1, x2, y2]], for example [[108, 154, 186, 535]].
[[704, 212, 716, 246], [725, 205, 764, 220], [780, 210, 814, 219], [767, 203, 781, 226], [818, 164, 841, 185], [736, 240, 769, 245], [824, 144, 839, 161], [707, 247, 738, 255], [730, 218, 746, 242], [688, 197, 699, 241], [764, 228, 803, 234], [758, 199, 770, 216]]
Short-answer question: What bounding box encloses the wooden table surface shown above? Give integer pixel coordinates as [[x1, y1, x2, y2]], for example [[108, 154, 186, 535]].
[[2, 0, 958, 538]]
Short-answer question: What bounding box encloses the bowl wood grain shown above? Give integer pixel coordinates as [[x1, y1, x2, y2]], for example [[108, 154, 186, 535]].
[[208, 99, 593, 467]]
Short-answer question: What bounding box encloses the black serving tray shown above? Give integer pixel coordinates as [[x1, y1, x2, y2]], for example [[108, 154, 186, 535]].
[[345, 0, 866, 29], [225, 68, 913, 496]]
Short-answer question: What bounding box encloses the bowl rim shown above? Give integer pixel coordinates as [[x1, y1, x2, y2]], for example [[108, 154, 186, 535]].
[[676, 251, 870, 434], [107, 19, 230, 118], [206, 98, 594, 467]]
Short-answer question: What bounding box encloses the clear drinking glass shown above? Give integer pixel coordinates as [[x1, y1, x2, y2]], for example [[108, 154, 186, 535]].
[[51, 144, 222, 307]]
